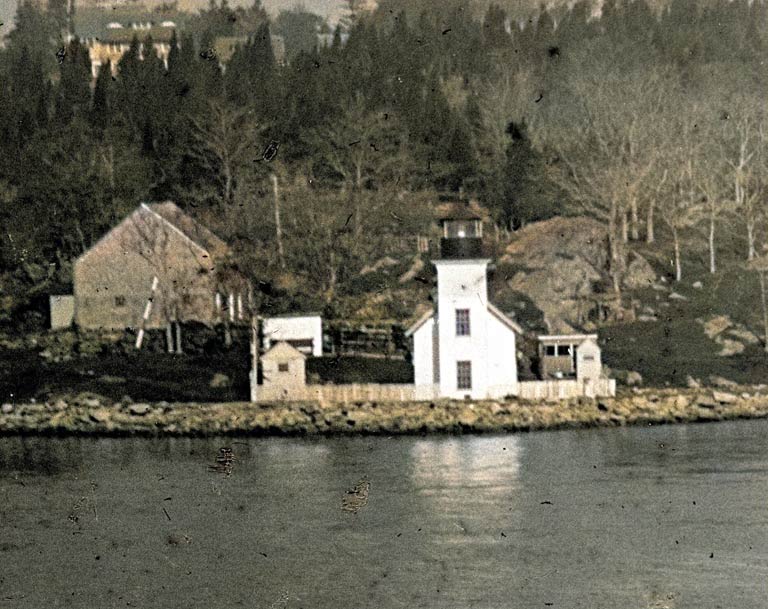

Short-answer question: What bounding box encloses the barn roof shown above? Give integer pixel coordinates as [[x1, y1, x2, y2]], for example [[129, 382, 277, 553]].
[[143, 202, 231, 260]]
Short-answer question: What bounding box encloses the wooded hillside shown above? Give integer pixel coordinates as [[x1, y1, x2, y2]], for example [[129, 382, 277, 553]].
[[1, 0, 767, 334]]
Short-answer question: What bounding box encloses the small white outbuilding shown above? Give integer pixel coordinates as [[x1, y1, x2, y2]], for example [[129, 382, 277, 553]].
[[262, 314, 323, 357]]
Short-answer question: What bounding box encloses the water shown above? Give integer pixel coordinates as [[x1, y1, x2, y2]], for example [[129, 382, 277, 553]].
[[2, 420, 768, 608]]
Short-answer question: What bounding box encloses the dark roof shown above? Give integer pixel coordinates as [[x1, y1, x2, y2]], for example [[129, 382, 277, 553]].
[[435, 201, 486, 222], [144, 202, 231, 260], [74, 7, 187, 39], [102, 26, 175, 44]]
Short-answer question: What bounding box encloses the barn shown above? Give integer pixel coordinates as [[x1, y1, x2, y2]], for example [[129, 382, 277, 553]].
[[73, 201, 250, 332]]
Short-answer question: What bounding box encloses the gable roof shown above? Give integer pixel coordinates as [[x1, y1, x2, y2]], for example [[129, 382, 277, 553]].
[[143, 202, 231, 260], [405, 303, 524, 337], [488, 302, 524, 334], [262, 341, 306, 361], [405, 308, 435, 337]]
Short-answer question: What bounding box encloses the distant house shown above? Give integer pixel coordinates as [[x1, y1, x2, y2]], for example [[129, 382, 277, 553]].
[[72, 5, 190, 77], [73, 201, 250, 331], [84, 23, 176, 77]]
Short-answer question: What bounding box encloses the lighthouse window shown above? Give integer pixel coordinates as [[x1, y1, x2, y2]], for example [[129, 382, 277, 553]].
[[457, 361, 472, 390], [455, 309, 470, 336]]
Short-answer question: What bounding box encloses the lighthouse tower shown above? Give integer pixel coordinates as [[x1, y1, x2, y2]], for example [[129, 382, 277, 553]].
[[407, 203, 520, 400]]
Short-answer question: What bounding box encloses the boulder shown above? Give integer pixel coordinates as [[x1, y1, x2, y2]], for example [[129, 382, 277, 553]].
[[360, 256, 399, 275], [708, 375, 738, 388], [686, 376, 701, 389], [1, 403, 13, 414], [702, 315, 731, 339], [626, 371, 643, 386], [712, 391, 738, 404], [129, 403, 152, 416], [398, 255, 425, 284], [717, 339, 745, 357], [637, 315, 658, 322], [692, 281, 703, 289], [727, 327, 759, 345], [623, 252, 656, 289], [209, 373, 231, 388], [89, 408, 111, 423], [668, 292, 688, 301]]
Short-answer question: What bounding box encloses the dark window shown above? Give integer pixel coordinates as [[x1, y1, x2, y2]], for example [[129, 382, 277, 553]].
[[456, 309, 470, 336], [278, 362, 289, 373], [457, 361, 472, 390], [545, 345, 556, 356], [557, 345, 571, 356], [114, 295, 126, 307]]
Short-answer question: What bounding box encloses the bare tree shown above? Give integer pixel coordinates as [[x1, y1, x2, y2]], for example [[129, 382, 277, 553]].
[[541, 69, 674, 295], [719, 105, 766, 261], [189, 100, 260, 206], [308, 95, 412, 240], [748, 255, 768, 353], [123, 207, 215, 353]]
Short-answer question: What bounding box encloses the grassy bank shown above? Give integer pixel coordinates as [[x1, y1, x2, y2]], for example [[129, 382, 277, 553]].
[[2, 387, 768, 436]]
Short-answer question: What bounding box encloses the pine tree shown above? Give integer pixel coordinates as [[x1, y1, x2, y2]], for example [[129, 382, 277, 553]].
[[55, 37, 92, 124], [91, 60, 112, 130]]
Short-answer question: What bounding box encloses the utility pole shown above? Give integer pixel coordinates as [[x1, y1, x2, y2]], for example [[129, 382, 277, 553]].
[[250, 313, 264, 402], [271, 173, 287, 270]]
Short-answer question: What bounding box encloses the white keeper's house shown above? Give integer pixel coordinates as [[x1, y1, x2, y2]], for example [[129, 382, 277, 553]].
[[406, 205, 522, 400]]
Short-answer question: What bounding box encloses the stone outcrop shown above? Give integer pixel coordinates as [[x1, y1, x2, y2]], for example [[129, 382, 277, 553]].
[[500, 216, 655, 332], [2, 387, 768, 436]]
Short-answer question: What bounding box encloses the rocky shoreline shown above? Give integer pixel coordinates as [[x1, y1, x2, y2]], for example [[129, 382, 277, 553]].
[[2, 387, 768, 436]]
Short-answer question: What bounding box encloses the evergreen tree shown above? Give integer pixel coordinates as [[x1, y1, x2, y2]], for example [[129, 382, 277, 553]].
[[91, 60, 112, 131], [499, 121, 557, 229], [54, 37, 92, 124]]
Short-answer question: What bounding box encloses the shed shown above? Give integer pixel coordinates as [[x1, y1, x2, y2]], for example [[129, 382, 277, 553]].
[[575, 337, 602, 383], [260, 342, 307, 399], [537, 334, 600, 380]]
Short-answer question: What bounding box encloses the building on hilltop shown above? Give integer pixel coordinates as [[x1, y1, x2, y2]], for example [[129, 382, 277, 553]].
[[72, 4, 187, 76], [73, 201, 250, 338]]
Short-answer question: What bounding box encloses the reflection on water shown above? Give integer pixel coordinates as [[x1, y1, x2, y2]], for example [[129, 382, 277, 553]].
[[1, 421, 768, 609], [410, 436, 521, 520]]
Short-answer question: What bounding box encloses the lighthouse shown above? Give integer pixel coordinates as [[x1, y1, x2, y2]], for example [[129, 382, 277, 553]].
[[407, 202, 521, 399]]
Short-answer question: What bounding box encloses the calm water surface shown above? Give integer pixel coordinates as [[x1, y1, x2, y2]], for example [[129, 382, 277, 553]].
[[2, 420, 768, 609]]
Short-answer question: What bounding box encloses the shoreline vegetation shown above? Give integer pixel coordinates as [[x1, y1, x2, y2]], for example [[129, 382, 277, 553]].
[[2, 388, 768, 437]]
